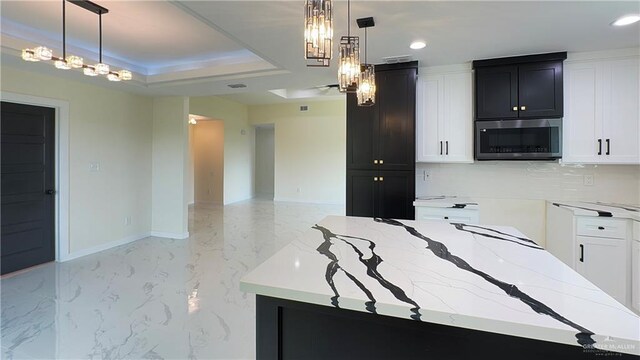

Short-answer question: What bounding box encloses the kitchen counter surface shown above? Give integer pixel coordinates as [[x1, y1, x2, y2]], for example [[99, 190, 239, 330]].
[[550, 201, 640, 222], [240, 215, 639, 355], [413, 195, 479, 210]]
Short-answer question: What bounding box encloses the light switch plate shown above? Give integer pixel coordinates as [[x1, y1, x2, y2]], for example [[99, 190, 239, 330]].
[[583, 174, 594, 186]]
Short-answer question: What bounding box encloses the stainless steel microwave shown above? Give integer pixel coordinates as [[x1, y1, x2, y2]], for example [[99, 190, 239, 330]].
[[475, 119, 562, 160]]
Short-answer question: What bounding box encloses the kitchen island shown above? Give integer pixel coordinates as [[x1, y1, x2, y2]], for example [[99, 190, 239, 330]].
[[240, 216, 639, 359]]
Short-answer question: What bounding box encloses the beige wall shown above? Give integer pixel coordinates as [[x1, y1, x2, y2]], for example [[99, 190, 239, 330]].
[[189, 96, 254, 204], [249, 100, 346, 204], [151, 96, 189, 238], [193, 120, 224, 204], [1, 65, 153, 254]]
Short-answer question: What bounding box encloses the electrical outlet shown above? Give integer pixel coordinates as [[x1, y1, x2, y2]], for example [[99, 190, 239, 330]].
[[583, 174, 594, 186], [89, 162, 100, 172], [297, 187, 301, 193], [124, 216, 131, 226]]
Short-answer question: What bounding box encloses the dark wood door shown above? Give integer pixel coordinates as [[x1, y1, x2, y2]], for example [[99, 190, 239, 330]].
[[377, 69, 416, 170], [377, 171, 415, 220], [1, 102, 55, 275], [475, 65, 518, 120], [518, 61, 564, 118], [346, 92, 378, 170], [346, 170, 377, 218]]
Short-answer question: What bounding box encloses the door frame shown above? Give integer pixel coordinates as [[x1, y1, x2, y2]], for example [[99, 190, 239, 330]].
[[1, 91, 70, 262]]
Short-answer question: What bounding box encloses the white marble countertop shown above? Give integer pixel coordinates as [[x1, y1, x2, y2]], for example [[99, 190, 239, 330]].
[[413, 196, 479, 210], [241, 215, 640, 355], [550, 201, 640, 222]]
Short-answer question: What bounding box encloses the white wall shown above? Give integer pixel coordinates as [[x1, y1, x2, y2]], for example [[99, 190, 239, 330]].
[[0, 65, 153, 254], [189, 96, 254, 205], [151, 96, 189, 238], [255, 126, 275, 198], [193, 120, 224, 204], [417, 162, 640, 245], [249, 100, 346, 204]]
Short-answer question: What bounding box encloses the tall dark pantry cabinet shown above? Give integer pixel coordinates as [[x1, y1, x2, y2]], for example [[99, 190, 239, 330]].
[[346, 61, 417, 220]]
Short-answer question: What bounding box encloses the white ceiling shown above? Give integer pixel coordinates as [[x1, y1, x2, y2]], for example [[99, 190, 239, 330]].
[[1, 1, 639, 104]]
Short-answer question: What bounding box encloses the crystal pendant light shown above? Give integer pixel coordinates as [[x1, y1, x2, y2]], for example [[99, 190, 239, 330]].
[[337, 0, 359, 92], [20, 0, 131, 82], [67, 55, 84, 68], [21, 49, 39, 62], [54, 59, 71, 70], [34, 46, 53, 61], [107, 72, 121, 81], [83, 66, 98, 76], [304, 0, 333, 67], [357, 21, 375, 106]]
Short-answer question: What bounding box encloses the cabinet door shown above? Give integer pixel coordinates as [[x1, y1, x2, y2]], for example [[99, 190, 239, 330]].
[[346, 170, 377, 217], [518, 61, 564, 118], [377, 69, 416, 170], [346, 92, 378, 169], [377, 171, 415, 220], [576, 236, 627, 304], [442, 72, 474, 162], [475, 65, 518, 120], [602, 58, 640, 164], [562, 62, 602, 164], [416, 75, 443, 162]]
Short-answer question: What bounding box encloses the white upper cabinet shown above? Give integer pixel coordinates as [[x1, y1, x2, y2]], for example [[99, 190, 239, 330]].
[[416, 69, 473, 163], [563, 56, 640, 164]]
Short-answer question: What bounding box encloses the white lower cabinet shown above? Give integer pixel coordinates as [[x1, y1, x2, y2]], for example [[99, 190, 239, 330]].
[[415, 207, 479, 224], [575, 235, 627, 304]]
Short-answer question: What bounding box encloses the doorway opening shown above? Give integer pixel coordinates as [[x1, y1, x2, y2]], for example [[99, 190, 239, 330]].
[[187, 115, 224, 207], [254, 124, 275, 200]]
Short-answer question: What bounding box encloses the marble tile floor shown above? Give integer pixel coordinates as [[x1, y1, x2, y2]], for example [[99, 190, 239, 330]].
[[1, 200, 344, 359]]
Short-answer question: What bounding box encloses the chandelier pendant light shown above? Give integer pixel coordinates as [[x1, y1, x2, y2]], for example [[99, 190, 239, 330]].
[[337, 0, 360, 93], [22, 0, 132, 82], [356, 17, 375, 107], [304, 0, 333, 67]]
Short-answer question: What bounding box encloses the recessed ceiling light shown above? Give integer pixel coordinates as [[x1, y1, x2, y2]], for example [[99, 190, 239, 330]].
[[612, 14, 640, 26], [410, 41, 426, 50]]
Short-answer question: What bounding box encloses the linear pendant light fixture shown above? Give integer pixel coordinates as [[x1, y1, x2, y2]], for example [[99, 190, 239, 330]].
[[22, 0, 131, 82], [356, 17, 375, 107], [337, 0, 360, 93], [304, 0, 333, 67]]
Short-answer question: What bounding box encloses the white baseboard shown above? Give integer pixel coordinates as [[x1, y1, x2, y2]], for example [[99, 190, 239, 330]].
[[59, 232, 151, 262], [274, 197, 346, 206], [150, 231, 190, 239]]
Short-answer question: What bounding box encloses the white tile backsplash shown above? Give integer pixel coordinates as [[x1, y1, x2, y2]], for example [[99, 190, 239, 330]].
[[417, 162, 640, 204]]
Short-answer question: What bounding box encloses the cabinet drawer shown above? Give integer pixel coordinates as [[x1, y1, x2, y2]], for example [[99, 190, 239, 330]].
[[576, 217, 628, 239], [415, 207, 479, 224]]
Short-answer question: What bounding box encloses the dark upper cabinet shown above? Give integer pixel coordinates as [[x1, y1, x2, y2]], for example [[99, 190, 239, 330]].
[[376, 70, 416, 170], [473, 52, 567, 120], [475, 65, 519, 120], [346, 62, 417, 220], [346, 63, 417, 171], [517, 61, 563, 118], [346, 170, 414, 219]]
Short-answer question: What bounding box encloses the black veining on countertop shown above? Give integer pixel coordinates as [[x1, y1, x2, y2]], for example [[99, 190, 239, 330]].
[[313, 225, 423, 319], [313, 225, 377, 312], [375, 218, 596, 348], [451, 203, 478, 209], [552, 203, 613, 217], [452, 223, 543, 250]]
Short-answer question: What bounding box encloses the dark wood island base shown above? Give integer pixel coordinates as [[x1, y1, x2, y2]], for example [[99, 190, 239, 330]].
[[256, 295, 637, 360]]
